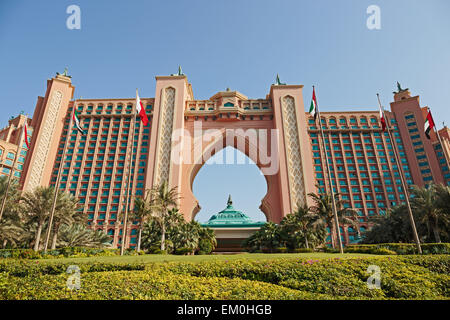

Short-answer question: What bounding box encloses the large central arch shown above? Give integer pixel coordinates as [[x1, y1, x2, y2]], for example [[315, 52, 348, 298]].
[[146, 75, 316, 224], [181, 125, 281, 222]]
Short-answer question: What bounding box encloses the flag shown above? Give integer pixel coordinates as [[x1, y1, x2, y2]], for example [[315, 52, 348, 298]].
[[309, 87, 318, 121], [136, 90, 149, 126], [379, 106, 386, 131], [424, 110, 435, 139], [72, 109, 85, 135], [23, 119, 30, 149]]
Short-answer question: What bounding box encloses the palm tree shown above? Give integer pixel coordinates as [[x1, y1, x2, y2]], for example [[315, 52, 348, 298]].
[[308, 191, 360, 248], [410, 184, 446, 243], [281, 203, 325, 249], [0, 175, 21, 222], [58, 223, 111, 248], [131, 190, 153, 252], [21, 187, 55, 251], [198, 226, 217, 252], [50, 191, 82, 249], [149, 180, 180, 251], [251, 222, 281, 253], [0, 218, 24, 248], [172, 221, 201, 255]]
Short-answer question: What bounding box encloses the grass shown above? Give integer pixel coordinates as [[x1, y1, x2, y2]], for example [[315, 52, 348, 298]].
[[35, 252, 379, 265]]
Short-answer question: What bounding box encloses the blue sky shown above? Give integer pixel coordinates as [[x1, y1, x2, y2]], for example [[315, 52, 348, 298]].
[[1, 0, 449, 222]]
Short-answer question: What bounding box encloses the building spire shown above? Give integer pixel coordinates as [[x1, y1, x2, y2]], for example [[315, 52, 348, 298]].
[[227, 194, 233, 206], [274, 74, 286, 85]]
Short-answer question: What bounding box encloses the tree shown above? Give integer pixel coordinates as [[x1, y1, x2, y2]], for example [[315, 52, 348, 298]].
[[244, 222, 281, 253], [0, 176, 21, 220], [172, 221, 201, 255], [308, 191, 360, 248], [21, 187, 55, 251], [362, 205, 422, 243], [280, 203, 326, 249], [149, 180, 180, 251], [58, 223, 111, 248], [0, 177, 24, 248], [131, 190, 153, 252], [50, 191, 82, 249], [410, 184, 447, 243]]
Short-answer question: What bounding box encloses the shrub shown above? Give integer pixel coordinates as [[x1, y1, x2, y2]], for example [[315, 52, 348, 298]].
[[345, 243, 450, 255], [275, 247, 288, 253], [0, 255, 448, 300], [197, 239, 213, 255], [174, 247, 191, 255], [0, 247, 120, 260], [291, 248, 314, 253]]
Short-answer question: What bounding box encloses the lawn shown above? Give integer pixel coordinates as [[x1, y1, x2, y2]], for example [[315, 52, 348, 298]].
[[35, 252, 378, 265]]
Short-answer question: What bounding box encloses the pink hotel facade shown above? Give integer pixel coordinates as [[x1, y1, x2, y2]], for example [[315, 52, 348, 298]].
[[0, 72, 449, 248]]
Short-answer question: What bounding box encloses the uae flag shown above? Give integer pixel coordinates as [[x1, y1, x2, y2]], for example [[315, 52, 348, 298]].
[[424, 110, 435, 139], [72, 109, 85, 135], [379, 106, 386, 131], [23, 119, 30, 149], [309, 87, 318, 121], [136, 90, 149, 126]]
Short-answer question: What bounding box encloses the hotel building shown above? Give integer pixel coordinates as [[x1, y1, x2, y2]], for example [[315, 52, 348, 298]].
[[0, 71, 449, 248]]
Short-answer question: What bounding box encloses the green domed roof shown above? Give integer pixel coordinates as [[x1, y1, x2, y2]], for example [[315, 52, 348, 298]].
[[201, 195, 266, 228]]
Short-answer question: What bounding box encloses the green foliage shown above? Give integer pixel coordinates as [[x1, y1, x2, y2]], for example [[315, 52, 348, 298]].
[[363, 183, 450, 244], [174, 247, 192, 255], [198, 239, 213, 255], [345, 243, 450, 255], [1, 255, 447, 300], [141, 208, 216, 255], [0, 247, 120, 259]]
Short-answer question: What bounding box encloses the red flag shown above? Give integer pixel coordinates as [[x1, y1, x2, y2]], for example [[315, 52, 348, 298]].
[[23, 120, 30, 149], [424, 110, 435, 139], [379, 106, 386, 131], [136, 90, 149, 126]]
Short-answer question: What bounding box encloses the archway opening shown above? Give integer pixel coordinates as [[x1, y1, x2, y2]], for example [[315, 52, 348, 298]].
[[192, 146, 268, 223]]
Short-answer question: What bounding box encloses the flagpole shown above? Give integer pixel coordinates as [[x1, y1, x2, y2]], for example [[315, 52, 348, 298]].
[[0, 116, 27, 222], [314, 86, 344, 254], [377, 94, 422, 254], [43, 100, 77, 253], [120, 90, 138, 256]]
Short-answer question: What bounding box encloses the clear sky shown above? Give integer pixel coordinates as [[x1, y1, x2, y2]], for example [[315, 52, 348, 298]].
[[1, 0, 449, 222]]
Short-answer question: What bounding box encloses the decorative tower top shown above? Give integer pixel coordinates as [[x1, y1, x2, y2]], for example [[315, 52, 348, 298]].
[[393, 81, 409, 94], [56, 67, 71, 78], [393, 81, 411, 102], [171, 65, 185, 76], [274, 74, 286, 86], [227, 194, 233, 207]]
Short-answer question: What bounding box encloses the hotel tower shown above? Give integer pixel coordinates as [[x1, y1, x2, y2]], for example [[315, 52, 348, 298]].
[[0, 71, 449, 248]]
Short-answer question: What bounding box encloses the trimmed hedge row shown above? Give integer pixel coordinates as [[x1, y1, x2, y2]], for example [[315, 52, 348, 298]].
[[159, 255, 450, 299], [344, 243, 450, 255], [0, 260, 146, 277], [0, 255, 448, 299], [0, 270, 334, 300], [0, 247, 125, 259]]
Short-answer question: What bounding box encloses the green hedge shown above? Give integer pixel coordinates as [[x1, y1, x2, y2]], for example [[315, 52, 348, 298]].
[[345, 243, 450, 255], [0, 247, 121, 259], [0, 255, 448, 299], [160, 255, 450, 299]]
